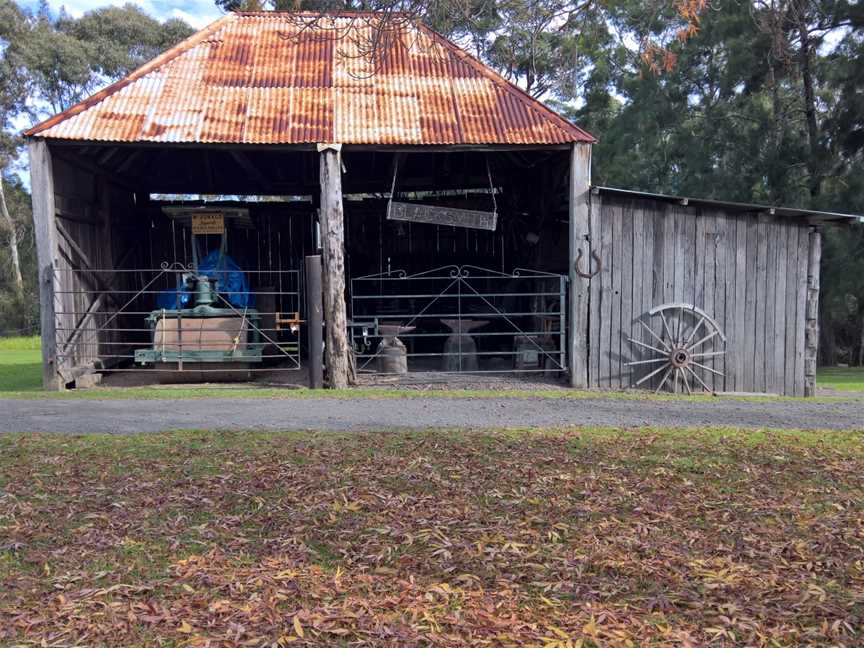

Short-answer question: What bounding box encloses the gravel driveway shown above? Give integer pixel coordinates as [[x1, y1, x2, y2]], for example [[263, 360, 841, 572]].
[[2, 395, 862, 433]]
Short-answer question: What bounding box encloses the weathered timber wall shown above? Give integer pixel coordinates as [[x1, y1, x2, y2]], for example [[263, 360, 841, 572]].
[[48, 152, 134, 383], [588, 194, 815, 396]]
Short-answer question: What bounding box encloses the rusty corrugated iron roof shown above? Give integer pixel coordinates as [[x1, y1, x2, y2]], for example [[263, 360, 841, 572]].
[[26, 12, 595, 146]]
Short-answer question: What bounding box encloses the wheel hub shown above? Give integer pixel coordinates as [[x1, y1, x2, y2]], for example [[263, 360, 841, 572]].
[[670, 347, 691, 369]]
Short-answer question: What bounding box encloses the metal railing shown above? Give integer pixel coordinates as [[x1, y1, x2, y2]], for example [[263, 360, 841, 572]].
[[52, 263, 302, 379], [350, 265, 567, 375]]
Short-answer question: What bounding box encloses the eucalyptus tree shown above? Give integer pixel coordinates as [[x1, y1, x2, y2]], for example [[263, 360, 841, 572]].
[[0, 1, 193, 334]]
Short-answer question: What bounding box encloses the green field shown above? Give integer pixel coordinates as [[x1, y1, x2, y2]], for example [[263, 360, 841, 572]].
[[0, 336, 41, 392], [1, 427, 862, 646], [818, 366, 864, 392], [2, 335, 863, 397]]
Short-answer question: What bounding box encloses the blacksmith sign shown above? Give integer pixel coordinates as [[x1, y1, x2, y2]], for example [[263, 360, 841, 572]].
[[387, 201, 498, 231], [191, 212, 225, 235]]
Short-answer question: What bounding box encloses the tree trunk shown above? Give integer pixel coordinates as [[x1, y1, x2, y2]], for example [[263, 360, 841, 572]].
[[819, 314, 836, 366], [0, 175, 24, 295], [804, 229, 821, 397], [859, 313, 864, 367], [798, 17, 821, 200], [318, 145, 351, 389]]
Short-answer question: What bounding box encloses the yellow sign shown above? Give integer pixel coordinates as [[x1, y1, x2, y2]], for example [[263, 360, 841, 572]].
[[191, 212, 224, 235]]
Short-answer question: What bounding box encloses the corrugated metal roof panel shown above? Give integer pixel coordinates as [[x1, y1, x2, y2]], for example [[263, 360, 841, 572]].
[[26, 12, 595, 145]]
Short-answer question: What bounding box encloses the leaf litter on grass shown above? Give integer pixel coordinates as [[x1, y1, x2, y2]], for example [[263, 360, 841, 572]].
[[0, 427, 862, 646]]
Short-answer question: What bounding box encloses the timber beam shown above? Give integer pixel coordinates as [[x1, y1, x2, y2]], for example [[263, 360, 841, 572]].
[[28, 140, 62, 390], [568, 142, 592, 388], [318, 143, 352, 388]]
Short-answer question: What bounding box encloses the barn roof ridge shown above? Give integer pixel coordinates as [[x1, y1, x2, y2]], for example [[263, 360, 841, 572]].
[[25, 11, 595, 146]]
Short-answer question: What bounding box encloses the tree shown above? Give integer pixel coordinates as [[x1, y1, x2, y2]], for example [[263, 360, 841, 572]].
[[16, 4, 194, 115], [0, 1, 194, 335], [213, 0, 708, 97], [0, 0, 30, 297], [0, 174, 36, 336]]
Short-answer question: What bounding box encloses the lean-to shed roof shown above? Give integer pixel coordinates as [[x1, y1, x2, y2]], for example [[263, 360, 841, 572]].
[[26, 12, 595, 146]]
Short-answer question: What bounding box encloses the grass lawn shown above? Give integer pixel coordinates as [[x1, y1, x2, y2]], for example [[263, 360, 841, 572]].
[[1, 427, 862, 646], [1, 335, 861, 401], [0, 336, 41, 392], [818, 366, 864, 392]]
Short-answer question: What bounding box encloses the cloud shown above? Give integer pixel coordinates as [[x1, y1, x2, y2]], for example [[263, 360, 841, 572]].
[[169, 6, 219, 29], [17, 0, 223, 29]]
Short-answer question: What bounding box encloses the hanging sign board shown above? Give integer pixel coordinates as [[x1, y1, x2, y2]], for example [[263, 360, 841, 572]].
[[191, 212, 225, 235], [387, 201, 497, 231]]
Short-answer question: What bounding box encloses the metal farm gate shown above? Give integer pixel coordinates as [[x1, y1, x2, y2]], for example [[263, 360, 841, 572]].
[[350, 265, 567, 376], [52, 263, 303, 383]]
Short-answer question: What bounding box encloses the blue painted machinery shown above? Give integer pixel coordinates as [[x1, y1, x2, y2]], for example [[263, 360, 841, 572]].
[[134, 210, 264, 370]]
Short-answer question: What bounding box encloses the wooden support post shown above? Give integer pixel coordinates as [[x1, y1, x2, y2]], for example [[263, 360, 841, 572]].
[[804, 227, 821, 397], [317, 144, 351, 388], [305, 254, 324, 389], [568, 142, 592, 388], [28, 140, 62, 391]]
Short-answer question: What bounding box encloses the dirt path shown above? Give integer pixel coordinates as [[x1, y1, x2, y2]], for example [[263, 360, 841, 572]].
[[3, 395, 863, 433]]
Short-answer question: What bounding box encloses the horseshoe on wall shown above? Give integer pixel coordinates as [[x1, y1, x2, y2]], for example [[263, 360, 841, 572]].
[[574, 248, 602, 279]]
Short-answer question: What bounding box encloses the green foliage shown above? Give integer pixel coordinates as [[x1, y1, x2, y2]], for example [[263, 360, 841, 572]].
[[0, 0, 861, 367], [820, 224, 864, 365], [0, 335, 39, 350], [0, 2, 193, 344], [12, 3, 195, 115], [0, 174, 37, 335]]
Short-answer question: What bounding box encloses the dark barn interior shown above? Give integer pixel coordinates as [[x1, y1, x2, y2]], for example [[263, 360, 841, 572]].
[[42, 141, 574, 386]]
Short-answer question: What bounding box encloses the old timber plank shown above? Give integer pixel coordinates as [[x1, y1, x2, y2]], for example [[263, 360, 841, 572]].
[[598, 199, 614, 388], [29, 140, 61, 390], [619, 201, 634, 387], [764, 217, 778, 393], [568, 143, 592, 388], [793, 226, 808, 396], [588, 192, 602, 387]]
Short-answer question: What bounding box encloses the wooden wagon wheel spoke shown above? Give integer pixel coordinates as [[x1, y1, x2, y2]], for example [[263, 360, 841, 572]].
[[659, 311, 675, 345], [655, 365, 675, 394], [691, 350, 726, 359], [635, 361, 673, 386], [691, 361, 724, 376], [626, 357, 669, 366], [680, 368, 693, 395], [627, 337, 672, 358], [688, 329, 719, 352], [684, 316, 705, 347], [686, 365, 712, 392], [639, 319, 672, 352], [627, 303, 727, 394]]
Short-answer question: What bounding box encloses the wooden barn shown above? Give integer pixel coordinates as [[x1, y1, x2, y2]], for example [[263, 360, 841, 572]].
[[25, 11, 858, 396]]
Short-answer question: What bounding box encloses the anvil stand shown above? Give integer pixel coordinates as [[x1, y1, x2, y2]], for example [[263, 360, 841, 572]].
[[376, 324, 416, 374], [440, 319, 488, 372]]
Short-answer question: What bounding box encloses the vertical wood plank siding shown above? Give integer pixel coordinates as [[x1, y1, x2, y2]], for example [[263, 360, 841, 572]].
[[39, 153, 136, 386], [588, 195, 812, 396]]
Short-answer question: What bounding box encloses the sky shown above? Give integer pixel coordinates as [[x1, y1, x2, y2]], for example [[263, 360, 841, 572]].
[[18, 0, 225, 29], [10, 0, 226, 186]]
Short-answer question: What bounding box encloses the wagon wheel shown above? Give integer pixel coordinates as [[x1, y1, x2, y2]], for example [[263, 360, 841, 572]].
[[626, 304, 727, 394]]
